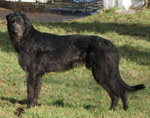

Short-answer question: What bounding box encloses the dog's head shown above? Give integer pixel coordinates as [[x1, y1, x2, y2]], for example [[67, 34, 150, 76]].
[[6, 11, 30, 42]]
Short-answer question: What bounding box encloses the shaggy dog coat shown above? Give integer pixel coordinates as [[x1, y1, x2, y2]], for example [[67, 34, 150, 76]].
[[6, 11, 145, 110]]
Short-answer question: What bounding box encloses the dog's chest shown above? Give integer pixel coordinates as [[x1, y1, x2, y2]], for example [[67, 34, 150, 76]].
[[18, 52, 31, 71]]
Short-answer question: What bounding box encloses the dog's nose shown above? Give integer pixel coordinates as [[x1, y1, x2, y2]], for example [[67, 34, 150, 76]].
[[13, 30, 18, 35]]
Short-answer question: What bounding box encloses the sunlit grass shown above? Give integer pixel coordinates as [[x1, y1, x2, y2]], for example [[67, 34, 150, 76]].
[[0, 7, 150, 117]]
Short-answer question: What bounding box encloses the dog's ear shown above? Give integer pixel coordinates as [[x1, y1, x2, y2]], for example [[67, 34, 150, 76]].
[[20, 13, 30, 26], [6, 14, 12, 22]]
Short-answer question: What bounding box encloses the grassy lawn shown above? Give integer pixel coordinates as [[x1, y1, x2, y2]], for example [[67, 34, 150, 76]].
[[0, 8, 150, 117]]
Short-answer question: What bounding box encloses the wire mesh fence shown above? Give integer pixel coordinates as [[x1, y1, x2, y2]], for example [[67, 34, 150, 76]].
[[44, 0, 102, 13], [0, 0, 103, 13]]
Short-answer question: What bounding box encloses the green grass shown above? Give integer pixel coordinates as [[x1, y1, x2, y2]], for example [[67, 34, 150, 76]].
[[0, 8, 150, 117]]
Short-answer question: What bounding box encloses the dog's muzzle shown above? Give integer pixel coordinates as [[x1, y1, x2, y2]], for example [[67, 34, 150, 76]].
[[13, 35, 21, 42]]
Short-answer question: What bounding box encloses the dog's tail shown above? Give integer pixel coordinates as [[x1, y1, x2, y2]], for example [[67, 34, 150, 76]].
[[118, 76, 146, 91]]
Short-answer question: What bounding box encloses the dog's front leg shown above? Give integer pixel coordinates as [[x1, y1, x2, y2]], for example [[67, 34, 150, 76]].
[[26, 71, 36, 108], [26, 71, 43, 108], [34, 74, 42, 105]]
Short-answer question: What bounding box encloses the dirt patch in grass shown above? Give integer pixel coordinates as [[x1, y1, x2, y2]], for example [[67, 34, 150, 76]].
[[0, 7, 88, 23], [0, 21, 7, 27]]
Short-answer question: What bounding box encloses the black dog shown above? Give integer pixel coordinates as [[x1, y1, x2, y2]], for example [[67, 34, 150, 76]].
[[6, 11, 145, 110]]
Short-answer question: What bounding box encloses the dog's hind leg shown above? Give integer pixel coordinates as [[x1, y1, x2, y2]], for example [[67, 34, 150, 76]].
[[103, 84, 120, 110], [107, 83, 128, 110], [119, 87, 128, 110], [114, 72, 128, 110], [92, 67, 120, 110]]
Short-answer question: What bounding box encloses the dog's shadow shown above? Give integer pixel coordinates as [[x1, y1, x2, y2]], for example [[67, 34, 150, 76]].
[[0, 96, 98, 110], [0, 96, 28, 104], [49, 99, 99, 111]]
